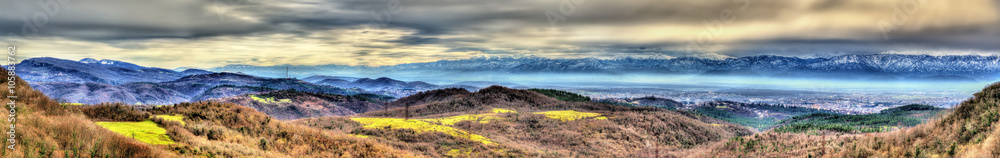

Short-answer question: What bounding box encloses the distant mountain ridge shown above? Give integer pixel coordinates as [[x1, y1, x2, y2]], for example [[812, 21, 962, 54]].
[[180, 69, 213, 76], [14, 57, 188, 84], [14, 57, 447, 103], [14, 54, 998, 85], [314, 77, 438, 91], [210, 54, 1000, 81], [300, 75, 497, 97], [10, 56, 475, 98], [32, 72, 373, 105], [302, 75, 360, 82]]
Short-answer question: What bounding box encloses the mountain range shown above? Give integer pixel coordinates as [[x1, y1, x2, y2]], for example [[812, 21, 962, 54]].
[[314, 77, 438, 91], [13, 57, 500, 100], [13, 54, 997, 86], [14, 57, 187, 84], [210, 54, 1000, 81], [32, 72, 373, 105]]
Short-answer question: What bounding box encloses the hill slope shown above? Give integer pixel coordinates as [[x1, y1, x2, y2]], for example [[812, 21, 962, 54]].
[[310, 77, 446, 97], [298, 86, 754, 157], [138, 101, 409, 157], [0, 68, 176, 157], [680, 82, 1000, 157], [5, 68, 416, 157]]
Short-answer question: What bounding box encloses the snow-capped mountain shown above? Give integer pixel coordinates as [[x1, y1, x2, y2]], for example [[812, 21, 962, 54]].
[[206, 54, 1000, 81], [78, 58, 148, 70], [13, 57, 186, 84]]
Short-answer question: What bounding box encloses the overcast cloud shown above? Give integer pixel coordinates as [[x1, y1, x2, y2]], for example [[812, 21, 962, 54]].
[[1, 0, 998, 68]]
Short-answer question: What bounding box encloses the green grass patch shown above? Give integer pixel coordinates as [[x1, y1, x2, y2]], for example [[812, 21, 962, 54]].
[[95, 120, 175, 145], [446, 148, 474, 157], [422, 108, 516, 125], [250, 95, 291, 104], [423, 113, 502, 126], [532, 110, 606, 121], [350, 108, 611, 145], [349, 108, 518, 145], [349, 134, 370, 138], [491, 108, 517, 114], [350, 118, 494, 145]]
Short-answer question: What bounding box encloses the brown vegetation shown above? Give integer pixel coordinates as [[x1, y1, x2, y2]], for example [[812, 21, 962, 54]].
[[208, 90, 387, 120], [296, 116, 537, 157], [386, 87, 472, 110], [3, 68, 414, 157], [144, 101, 412, 157], [79, 103, 151, 121], [299, 86, 753, 157], [0, 69, 175, 157]]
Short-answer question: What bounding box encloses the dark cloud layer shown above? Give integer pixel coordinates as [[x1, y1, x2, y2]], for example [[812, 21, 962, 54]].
[[2, 0, 999, 67]]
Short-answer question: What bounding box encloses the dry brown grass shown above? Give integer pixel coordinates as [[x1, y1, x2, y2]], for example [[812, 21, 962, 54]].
[[0, 69, 175, 157], [146, 101, 414, 157], [1, 68, 417, 157], [297, 86, 753, 157], [80, 103, 151, 121]]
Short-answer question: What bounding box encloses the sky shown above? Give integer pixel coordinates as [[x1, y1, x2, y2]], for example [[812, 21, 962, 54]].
[[2, 0, 999, 68]]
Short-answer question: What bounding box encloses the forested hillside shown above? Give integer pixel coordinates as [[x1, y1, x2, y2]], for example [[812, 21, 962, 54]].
[[772, 104, 945, 134]]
